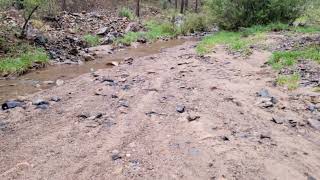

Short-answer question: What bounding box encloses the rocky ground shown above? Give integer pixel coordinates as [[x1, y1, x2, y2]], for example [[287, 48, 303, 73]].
[[0, 8, 147, 65], [0, 39, 320, 179]]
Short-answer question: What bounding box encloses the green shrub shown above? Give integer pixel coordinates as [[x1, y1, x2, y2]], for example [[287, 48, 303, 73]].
[[115, 31, 144, 46], [145, 21, 177, 41], [0, 48, 48, 75], [83, 34, 100, 47], [205, 0, 306, 30], [118, 7, 135, 20], [115, 21, 178, 45], [180, 13, 210, 34]]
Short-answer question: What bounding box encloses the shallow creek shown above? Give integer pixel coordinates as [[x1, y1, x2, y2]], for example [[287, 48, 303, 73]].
[[0, 39, 188, 102]]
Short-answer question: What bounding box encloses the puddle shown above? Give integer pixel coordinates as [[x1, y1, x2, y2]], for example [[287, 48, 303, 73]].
[[0, 39, 188, 102]]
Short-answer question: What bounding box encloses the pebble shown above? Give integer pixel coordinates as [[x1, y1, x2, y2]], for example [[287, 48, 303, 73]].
[[50, 96, 61, 102], [271, 117, 284, 124], [56, 79, 64, 86], [32, 99, 49, 106], [260, 133, 271, 139], [257, 88, 271, 98], [187, 114, 200, 122], [43, 81, 54, 85], [308, 118, 320, 130], [36, 104, 49, 110], [176, 105, 185, 113]]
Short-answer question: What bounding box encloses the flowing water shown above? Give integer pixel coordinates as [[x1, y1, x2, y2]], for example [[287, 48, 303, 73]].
[[0, 39, 188, 102]]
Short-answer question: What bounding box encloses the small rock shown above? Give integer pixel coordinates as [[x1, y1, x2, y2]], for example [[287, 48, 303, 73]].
[[221, 136, 229, 141], [187, 114, 200, 122], [308, 118, 320, 130], [32, 99, 49, 106], [2, 100, 24, 110], [56, 79, 64, 86], [260, 133, 271, 139], [106, 61, 119, 66], [36, 104, 49, 110], [119, 99, 129, 108], [83, 54, 95, 61], [96, 27, 110, 36], [271, 117, 284, 124], [257, 88, 271, 98], [307, 104, 317, 112], [50, 96, 61, 102], [307, 175, 317, 180], [43, 81, 54, 85], [111, 150, 121, 161], [176, 105, 185, 113]]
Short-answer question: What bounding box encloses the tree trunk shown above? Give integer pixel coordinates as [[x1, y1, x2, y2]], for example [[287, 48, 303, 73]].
[[175, 0, 178, 10], [185, 0, 188, 10], [20, 5, 39, 38], [195, 0, 198, 13], [180, 0, 184, 14], [135, 0, 140, 17]]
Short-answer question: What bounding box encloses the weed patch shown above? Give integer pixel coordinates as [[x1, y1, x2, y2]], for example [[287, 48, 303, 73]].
[[83, 34, 100, 47], [118, 7, 135, 20], [0, 48, 48, 75], [269, 47, 320, 69], [276, 74, 300, 90], [115, 21, 177, 46], [196, 31, 256, 55]]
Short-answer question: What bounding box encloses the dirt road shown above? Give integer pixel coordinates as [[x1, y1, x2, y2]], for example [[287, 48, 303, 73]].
[[1, 41, 320, 180]]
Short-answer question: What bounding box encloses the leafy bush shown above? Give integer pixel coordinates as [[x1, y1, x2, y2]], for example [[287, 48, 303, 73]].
[[180, 13, 211, 34], [118, 7, 135, 20], [83, 34, 100, 47], [205, 0, 306, 30], [145, 21, 177, 41]]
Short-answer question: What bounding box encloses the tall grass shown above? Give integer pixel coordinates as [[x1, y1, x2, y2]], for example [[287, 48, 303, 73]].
[[0, 48, 49, 75]]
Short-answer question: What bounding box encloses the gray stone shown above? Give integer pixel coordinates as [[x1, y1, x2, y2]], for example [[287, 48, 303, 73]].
[[187, 115, 200, 122], [50, 96, 61, 102], [2, 100, 24, 110], [257, 89, 271, 98], [56, 79, 64, 86], [308, 118, 320, 130], [36, 104, 49, 110], [271, 117, 284, 124], [176, 105, 185, 113], [96, 27, 110, 36], [32, 99, 49, 106]]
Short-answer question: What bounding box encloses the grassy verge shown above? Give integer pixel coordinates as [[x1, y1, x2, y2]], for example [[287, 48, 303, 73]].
[[0, 48, 49, 76], [269, 46, 320, 69], [196, 23, 320, 55], [276, 74, 300, 90], [115, 21, 177, 46]]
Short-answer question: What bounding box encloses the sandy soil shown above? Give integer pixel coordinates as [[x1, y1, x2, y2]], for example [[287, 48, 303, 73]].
[[0, 42, 320, 180]]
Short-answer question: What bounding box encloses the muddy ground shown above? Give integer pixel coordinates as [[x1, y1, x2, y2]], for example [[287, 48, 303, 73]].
[[0, 40, 320, 179]]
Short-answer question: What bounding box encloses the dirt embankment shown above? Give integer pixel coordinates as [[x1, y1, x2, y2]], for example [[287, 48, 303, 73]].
[[0, 41, 320, 179]]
